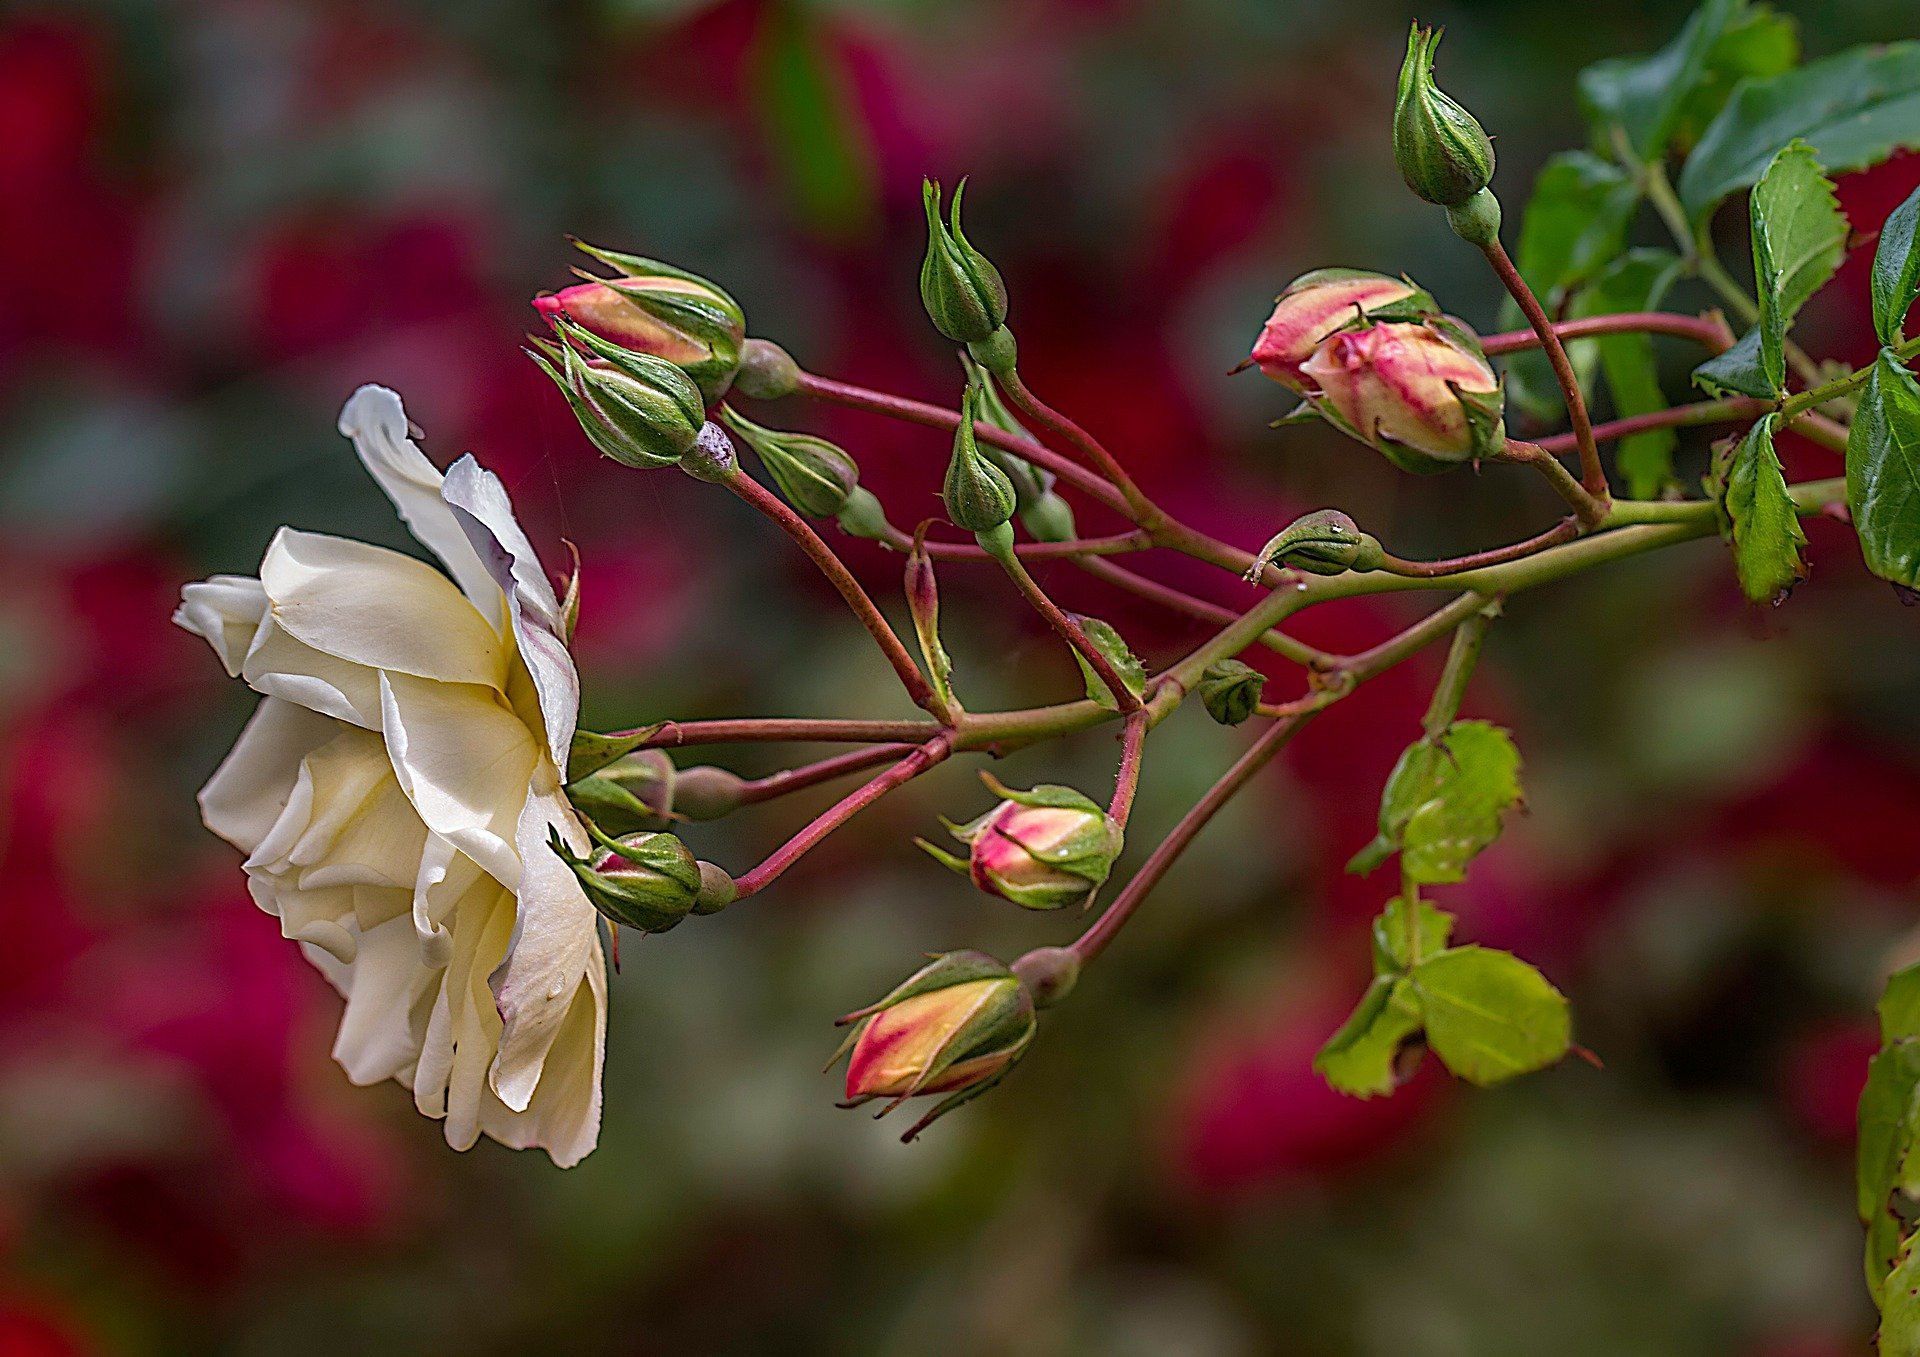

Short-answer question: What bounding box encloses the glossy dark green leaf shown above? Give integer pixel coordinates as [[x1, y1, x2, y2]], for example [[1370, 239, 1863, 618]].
[[1848, 352, 1920, 591], [1371, 896, 1457, 974], [1722, 415, 1806, 603], [1576, 0, 1744, 161], [1885, 964, 1920, 1044], [1751, 141, 1847, 394], [1879, 1235, 1920, 1353], [1669, 5, 1801, 153], [1678, 42, 1920, 228], [1691, 326, 1773, 400], [1873, 185, 1920, 347], [1411, 946, 1572, 1087], [1858, 1038, 1920, 1292], [1314, 976, 1423, 1098]]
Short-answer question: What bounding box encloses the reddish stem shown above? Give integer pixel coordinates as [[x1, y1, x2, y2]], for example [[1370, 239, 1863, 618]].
[[1071, 557, 1334, 670], [995, 547, 1143, 713], [735, 745, 916, 805], [1480, 311, 1731, 356], [884, 527, 1152, 562], [791, 371, 1132, 516], [1480, 239, 1608, 500], [632, 717, 942, 747], [1072, 716, 1307, 962], [1535, 398, 1767, 455], [732, 736, 953, 898], [1109, 710, 1148, 826], [1377, 517, 1579, 577], [727, 473, 946, 720]]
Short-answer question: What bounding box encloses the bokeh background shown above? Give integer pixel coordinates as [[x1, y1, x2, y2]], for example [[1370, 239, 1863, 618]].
[[3, 0, 1919, 1352]]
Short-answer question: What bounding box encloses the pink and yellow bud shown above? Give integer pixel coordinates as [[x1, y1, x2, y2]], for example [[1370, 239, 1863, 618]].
[[1298, 319, 1504, 473], [926, 778, 1123, 911], [533, 242, 746, 402], [1249, 269, 1430, 392], [832, 950, 1037, 1139]]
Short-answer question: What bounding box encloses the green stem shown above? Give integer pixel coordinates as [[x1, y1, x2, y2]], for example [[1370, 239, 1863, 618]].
[[1781, 336, 1920, 420], [1421, 605, 1495, 738]]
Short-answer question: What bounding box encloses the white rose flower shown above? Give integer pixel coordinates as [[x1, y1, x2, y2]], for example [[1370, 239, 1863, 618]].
[[176, 384, 607, 1167]]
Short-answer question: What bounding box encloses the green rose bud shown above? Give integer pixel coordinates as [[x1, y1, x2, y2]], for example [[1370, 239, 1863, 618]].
[[920, 178, 1009, 345], [1393, 25, 1496, 209], [548, 827, 730, 934], [527, 322, 705, 469], [1246, 509, 1383, 580], [942, 385, 1018, 534], [719, 406, 861, 517], [834, 486, 896, 542], [1196, 659, 1267, 726], [567, 749, 675, 836]]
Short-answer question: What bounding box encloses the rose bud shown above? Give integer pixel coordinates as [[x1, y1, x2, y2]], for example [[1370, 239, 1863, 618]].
[[1393, 25, 1496, 209], [943, 384, 1018, 544], [1245, 509, 1383, 580], [527, 323, 705, 469], [1246, 269, 1433, 393], [567, 749, 676, 836], [833, 486, 896, 542], [922, 775, 1123, 911], [920, 178, 1009, 347], [547, 827, 733, 934], [1196, 659, 1267, 726], [533, 241, 746, 402], [1299, 319, 1506, 474], [831, 950, 1036, 1139], [717, 406, 861, 518]]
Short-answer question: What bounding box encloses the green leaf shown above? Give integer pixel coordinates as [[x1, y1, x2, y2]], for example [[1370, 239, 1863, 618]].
[[1587, 249, 1687, 497], [1880, 1235, 1920, 1354], [566, 726, 660, 785], [1070, 615, 1146, 711], [1348, 721, 1523, 885], [1885, 964, 1920, 1044], [1314, 976, 1424, 1098], [1750, 141, 1848, 395], [1873, 185, 1920, 347], [1678, 41, 1920, 228], [1848, 351, 1920, 591], [1669, 5, 1801, 153], [1410, 946, 1572, 1087], [1722, 415, 1807, 604], [1691, 326, 1774, 400], [1858, 1039, 1920, 1290], [1371, 896, 1457, 974], [1577, 0, 1744, 160]]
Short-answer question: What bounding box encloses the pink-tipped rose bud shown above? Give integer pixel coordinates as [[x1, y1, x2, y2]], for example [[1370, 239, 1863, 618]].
[[832, 950, 1036, 1140], [922, 774, 1123, 911], [1248, 269, 1432, 392], [1298, 318, 1505, 474], [534, 241, 746, 402]]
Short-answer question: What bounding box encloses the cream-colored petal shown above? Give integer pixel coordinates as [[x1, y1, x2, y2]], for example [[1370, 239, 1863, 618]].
[[174, 575, 267, 676], [260, 528, 505, 690], [441, 455, 579, 768], [322, 914, 440, 1087], [337, 385, 504, 630], [376, 671, 537, 890], [240, 611, 385, 728], [477, 959, 605, 1168], [486, 782, 603, 1113], [197, 698, 337, 853]]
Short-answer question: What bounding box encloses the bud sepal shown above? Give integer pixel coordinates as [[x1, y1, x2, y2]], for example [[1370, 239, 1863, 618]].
[[943, 384, 1018, 533], [719, 406, 861, 517], [920, 179, 1009, 346], [1196, 659, 1268, 726], [1393, 25, 1497, 209], [528, 323, 705, 469], [1246, 509, 1384, 580]]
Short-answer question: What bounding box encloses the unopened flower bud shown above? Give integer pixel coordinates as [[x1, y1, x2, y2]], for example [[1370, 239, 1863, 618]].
[[1299, 320, 1505, 473], [960, 355, 1074, 540], [732, 338, 801, 401], [567, 749, 675, 836], [920, 179, 1009, 346], [943, 385, 1017, 534], [1246, 509, 1383, 579], [1247, 269, 1433, 393], [832, 950, 1036, 1138], [533, 241, 745, 402], [548, 827, 705, 933], [834, 486, 895, 542], [719, 406, 860, 517], [1393, 25, 1496, 209], [924, 775, 1123, 911], [1020, 491, 1078, 544], [1196, 659, 1267, 726], [528, 324, 705, 469], [669, 765, 749, 821]]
